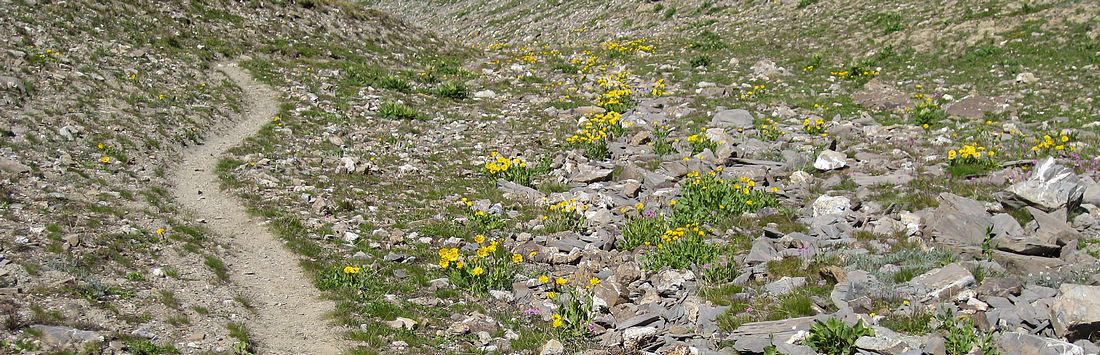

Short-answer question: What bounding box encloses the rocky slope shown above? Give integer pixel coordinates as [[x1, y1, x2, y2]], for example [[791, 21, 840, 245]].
[[0, 1, 447, 353]]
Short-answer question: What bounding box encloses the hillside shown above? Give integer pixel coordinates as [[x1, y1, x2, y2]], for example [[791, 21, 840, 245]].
[[3, 0, 1100, 354]]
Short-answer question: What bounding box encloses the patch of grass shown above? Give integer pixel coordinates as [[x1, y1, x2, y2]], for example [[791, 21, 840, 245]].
[[870, 12, 904, 34], [157, 290, 181, 309], [378, 100, 423, 120], [124, 338, 180, 355], [881, 310, 934, 335], [203, 255, 229, 282], [227, 322, 256, 355], [688, 31, 726, 51], [434, 81, 468, 99]]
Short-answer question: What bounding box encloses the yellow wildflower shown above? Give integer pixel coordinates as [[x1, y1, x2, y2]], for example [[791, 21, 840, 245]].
[[471, 267, 484, 276]]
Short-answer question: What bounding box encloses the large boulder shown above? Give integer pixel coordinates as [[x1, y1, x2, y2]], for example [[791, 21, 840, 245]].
[[709, 109, 754, 130], [1007, 157, 1086, 212], [926, 193, 992, 248], [995, 332, 1084, 355], [1050, 284, 1100, 341], [904, 263, 975, 303]]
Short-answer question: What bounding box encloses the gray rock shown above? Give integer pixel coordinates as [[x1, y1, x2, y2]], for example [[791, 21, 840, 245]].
[[764, 276, 806, 296], [995, 331, 1083, 355], [813, 150, 847, 170], [855, 334, 909, 354], [926, 193, 992, 247], [0, 156, 31, 174], [655, 269, 695, 295], [29, 325, 104, 349], [1050, 284, 1100, 341], [0, 76, 24, 94], [539, 339, 564, 355], [710, 109, 754, 130], [570, 166, 613, 183], [622, 326, 658, 343], [812, 195, 851, 218], [745, 238, 778, 264], [1029, 207, 1081, 245], [850, 173, 913, 187], [617, 312, 662, 329], [498, 180, 545, 202], [1007, 157, 1086, 212], [905, 263, 975, 303]]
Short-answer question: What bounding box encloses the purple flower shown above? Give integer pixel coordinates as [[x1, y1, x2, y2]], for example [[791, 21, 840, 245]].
[[718, 259, 729, 268], [643, 209, 657, 218], [523, 308, 541, 316], [745, 307, 754, 314]]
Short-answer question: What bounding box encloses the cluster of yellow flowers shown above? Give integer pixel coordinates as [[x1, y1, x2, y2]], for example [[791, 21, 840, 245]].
[[569, 52, 604, 74], [96, 142, 116, 164], [802, 117, 827, 136], [602, 38, 655, 55], [737, 84, 767, 101], [651, 79, 666, 97], [342, 266, 361, 274], [566, 111, 624, 145], [756, 118, 786, 141], [483, 151, 527, 175], [549, 198, 588, 214], [1032, 134, 1073, 153], [948, 144, 995, 162]]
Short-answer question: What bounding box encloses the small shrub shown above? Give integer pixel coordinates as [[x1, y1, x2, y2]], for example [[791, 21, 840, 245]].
[[566, 111, 624, 159], [881, 310, 933, 335], [941, 313, 1000, 355], [536, 276, 598, 340], [439, 235, 522, 293], [686, 129, 718, 155], [803, 117, 828, 136], [376, 75, 411, 92], [620, 212, 668, 250], [483, 152, 532, 186], [640, 225, 719, 271], [543, 199, 587, 233], [756, 117, 786, 141], [652, 126, 677, 155], [673, 171, 779, 224], [378, 100, 422, 120], [804, 317, 875, 355], [689, 55, 712, 68], [908, 93, 947, 127], [946, 143, 997, 177]]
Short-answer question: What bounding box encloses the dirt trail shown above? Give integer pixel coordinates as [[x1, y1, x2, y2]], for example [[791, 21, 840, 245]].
[[171, 62, 344, 355]]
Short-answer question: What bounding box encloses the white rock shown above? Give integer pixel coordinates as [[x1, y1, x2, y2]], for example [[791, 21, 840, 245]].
[[814, 150, 847, 170], [812, 195, 851, 217]]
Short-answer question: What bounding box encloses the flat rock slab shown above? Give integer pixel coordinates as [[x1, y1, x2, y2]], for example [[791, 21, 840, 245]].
[[905, 263, 975, 303]]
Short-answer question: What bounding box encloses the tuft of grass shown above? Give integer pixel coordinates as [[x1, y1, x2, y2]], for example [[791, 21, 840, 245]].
[[204, 255, 230, 282], [378, 100, 423, 120], [881, 310, 934, 335], [434, 81, 468, 99]]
